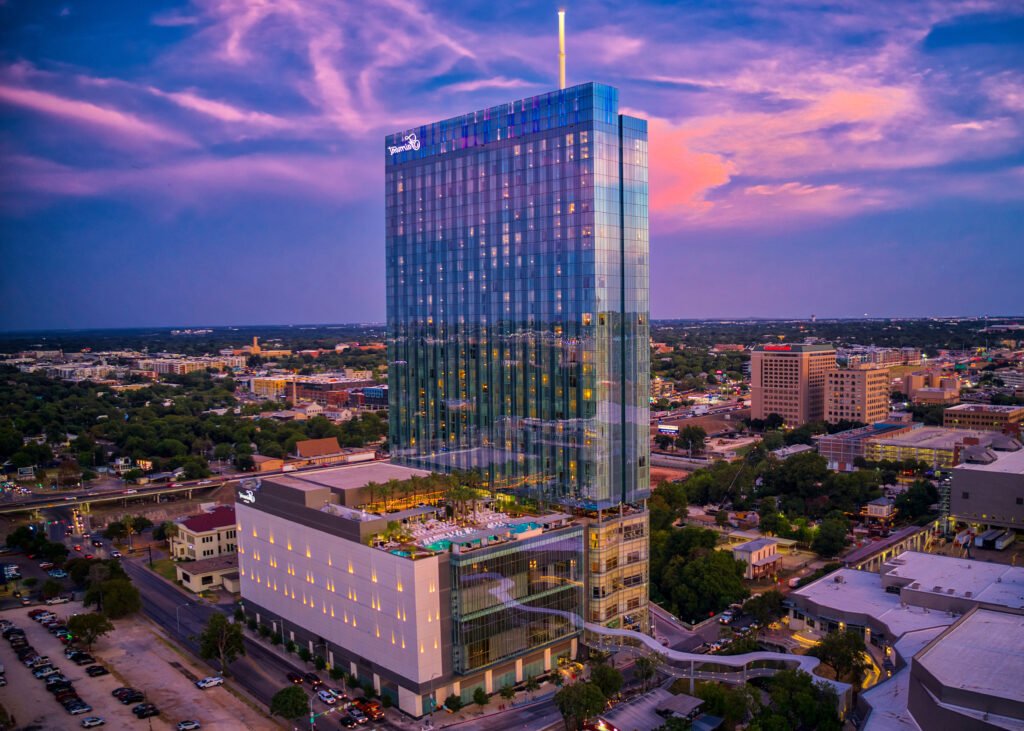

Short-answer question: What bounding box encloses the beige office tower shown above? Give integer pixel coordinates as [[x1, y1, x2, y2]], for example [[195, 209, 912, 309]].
[[751, 343, 837, 426], [583, 505, 650, 633], [826, 365, 891, 425]]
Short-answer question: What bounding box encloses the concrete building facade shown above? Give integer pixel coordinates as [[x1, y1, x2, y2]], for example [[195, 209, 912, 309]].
[[950, 438, 1024, 531], [236, 465, 585, 717], [750, 343, 837, 426], [944, 403, 1024, 435], [826, 365, 891, 426]]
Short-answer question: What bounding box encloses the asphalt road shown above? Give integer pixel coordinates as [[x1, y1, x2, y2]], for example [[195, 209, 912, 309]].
[[650, 602, 719, 652], [120, 559, 304, 711]]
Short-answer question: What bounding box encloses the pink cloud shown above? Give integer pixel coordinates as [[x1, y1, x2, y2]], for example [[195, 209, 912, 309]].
[[645, 117, 735, 215], [150, 87, 294, 129], [0, 84, 193, 147], [1, 152, 376, 209]]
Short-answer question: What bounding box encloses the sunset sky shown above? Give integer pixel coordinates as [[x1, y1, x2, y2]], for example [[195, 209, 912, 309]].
[[1, 0, 1022, 329]]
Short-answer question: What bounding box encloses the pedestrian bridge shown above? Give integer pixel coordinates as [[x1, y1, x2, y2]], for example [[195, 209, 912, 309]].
[[583, 622, 851, 707]]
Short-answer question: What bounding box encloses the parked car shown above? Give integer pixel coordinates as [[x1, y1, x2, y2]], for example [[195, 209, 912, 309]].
[[195, 676, 223, 689], [346, 708, 368, 725], [177, 722, 201, 731], [134, 704, 159, 719], [86, 665, 109, 677], [46, 596, 70, 605], [80, 719, 105, 729]]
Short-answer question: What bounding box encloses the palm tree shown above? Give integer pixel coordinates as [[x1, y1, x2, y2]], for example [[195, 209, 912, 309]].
[[364, 481, 381, 512], [123, 515, 136, 551]]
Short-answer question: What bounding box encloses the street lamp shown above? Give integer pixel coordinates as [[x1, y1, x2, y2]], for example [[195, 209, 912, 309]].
[[176, 601, 192, 635]]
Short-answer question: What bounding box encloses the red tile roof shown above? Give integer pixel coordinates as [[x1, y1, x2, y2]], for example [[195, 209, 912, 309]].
[[181, 505, 236, 533]]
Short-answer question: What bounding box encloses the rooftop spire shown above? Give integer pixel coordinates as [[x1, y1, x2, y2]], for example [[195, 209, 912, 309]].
[[558, 10, 566, 89]]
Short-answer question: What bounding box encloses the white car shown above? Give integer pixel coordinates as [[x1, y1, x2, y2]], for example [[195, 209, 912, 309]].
[[316, 689, 337, 705], [177, 722, 201, 731], [195, 676, 223, 689], [80, 718, 105, 728], [110, 550, 122, 558], [46, 596, 70, 605]]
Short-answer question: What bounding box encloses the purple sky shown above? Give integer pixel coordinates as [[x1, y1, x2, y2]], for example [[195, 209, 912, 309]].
[[1, 1, 1022, 330]]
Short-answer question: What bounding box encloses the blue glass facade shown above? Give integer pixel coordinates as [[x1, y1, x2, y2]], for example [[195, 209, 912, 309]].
[[386, 82, 649, 509]]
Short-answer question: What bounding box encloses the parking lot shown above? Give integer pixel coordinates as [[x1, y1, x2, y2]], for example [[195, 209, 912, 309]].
[[0, 601, 280, 730]]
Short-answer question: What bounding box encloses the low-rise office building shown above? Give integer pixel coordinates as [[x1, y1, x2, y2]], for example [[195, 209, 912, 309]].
[[176, 554, 240, 593], [170, 505, 238, 560], [862, 497, 896, 524], [732, 537, 780, 580], [789, 551, 1024, 651], [236, 462, 585, 717], [944, 403, 1024, 435]]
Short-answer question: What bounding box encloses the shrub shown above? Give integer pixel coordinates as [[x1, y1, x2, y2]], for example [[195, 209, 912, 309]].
[[444, 694, 463, 712], [314, 655, 326, 671], [473, 687, 489, 707], [346, 674, 360, 688], [286, 640, 297, 654], [298, 647, 312, 663], [246, 618, 257, 632], [329, 666, 345, 681], [258, 624, 271, 638]]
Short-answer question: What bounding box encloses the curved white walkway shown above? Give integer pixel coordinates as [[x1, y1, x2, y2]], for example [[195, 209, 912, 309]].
[[584, 622, 851, 698]]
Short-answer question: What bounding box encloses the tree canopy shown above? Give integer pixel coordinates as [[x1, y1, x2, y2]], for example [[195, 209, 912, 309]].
[[270, 685, 309, 719], [554, 682, 607, 731], [198, 612, 245, 676], [67, 612, 115, 651]]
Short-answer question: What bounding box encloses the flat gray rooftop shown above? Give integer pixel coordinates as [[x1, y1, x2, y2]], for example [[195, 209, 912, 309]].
[[791, 568, 956, 639], [884, 551, 1024, 610], [917, 609, 1024, 704], [953, 445, 1024, 474], [267, 461, 431, 491]]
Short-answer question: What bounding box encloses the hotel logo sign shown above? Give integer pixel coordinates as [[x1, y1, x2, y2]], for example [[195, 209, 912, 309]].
[[239, 489, 257, 504], [388, 133, 421, 156]]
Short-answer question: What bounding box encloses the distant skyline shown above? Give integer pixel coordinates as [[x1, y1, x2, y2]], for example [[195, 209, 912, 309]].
[[2, 1, 1023, 330]]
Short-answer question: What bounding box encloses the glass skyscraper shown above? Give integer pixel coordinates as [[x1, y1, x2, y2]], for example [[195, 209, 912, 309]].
[[385, 82, 650, 512]]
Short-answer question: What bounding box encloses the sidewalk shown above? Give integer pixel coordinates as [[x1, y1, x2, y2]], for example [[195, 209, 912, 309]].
[[238, 624, 562, 731]]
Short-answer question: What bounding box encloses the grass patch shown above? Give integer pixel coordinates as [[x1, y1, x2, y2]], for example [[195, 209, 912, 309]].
[[149, 558, 178, 582]]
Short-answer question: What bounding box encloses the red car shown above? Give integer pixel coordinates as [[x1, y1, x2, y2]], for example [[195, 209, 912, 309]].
[[73, 546, 82, 552], [84, 554, 94, 560]]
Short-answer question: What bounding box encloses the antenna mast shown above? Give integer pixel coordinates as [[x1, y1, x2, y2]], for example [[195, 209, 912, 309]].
[[558, 10, 566, 89]]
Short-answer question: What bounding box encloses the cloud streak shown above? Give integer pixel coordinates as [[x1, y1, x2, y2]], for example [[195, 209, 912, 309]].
[[0, 84, 193, 147]]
